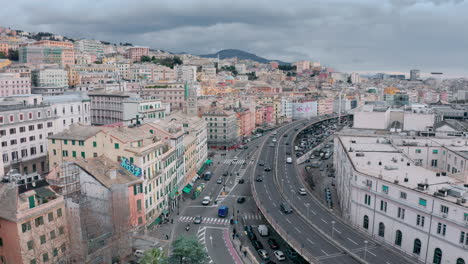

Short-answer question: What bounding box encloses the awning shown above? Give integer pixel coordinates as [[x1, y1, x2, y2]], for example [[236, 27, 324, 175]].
[[205, 159, 212, 165], [162, 209, 169, 215], [197, 164, 206, 175], [182, 184, 193, 194], [169, 186, 179, 198], [148, 217, 162, 228]]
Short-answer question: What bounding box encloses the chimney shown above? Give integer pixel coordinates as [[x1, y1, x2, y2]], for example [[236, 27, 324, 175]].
[[109, 170, 117, 180]]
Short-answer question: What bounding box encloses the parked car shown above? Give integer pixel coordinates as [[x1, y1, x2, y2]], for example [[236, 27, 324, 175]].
[[257, 249, 269, 260], [134, 250, 145, 258], [274, 250, 286, 261], [259, 161, 265, 166], [223, 171, 228, 176], [268, 238, 280, 249], [252, 239, 263, 250]]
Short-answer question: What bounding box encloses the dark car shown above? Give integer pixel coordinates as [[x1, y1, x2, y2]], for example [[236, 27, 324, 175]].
[[256, 175, 263, 182], [268, 238, 280, 249], [248, 231, 257, 241], [286, 151, 291, 155], [259, 161, 265, 166], [237, 197, 246, 203], [252, 240, 264, 250], [223, 171, 228, 176], [238, 179, 245, 184], [285, 142, 289, 145], [283, 134, 288, 137], [245, 225, 253, 233], [264, 167, 271, 172]]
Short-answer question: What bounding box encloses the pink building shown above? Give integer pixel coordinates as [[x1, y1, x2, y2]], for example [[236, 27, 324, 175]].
[[0, 180, 70, 264], [19, 40, 75, 67], [318, 98, 334, 116], [235, 108, 255, 138], [0, 72, 31, 96], [270, 61, 279, 69], [126, 46, 149, 62]]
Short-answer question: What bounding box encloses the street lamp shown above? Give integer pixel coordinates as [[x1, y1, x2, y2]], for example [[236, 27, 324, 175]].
[[363, 240, 368, 260], [331, 220, 336, 238]]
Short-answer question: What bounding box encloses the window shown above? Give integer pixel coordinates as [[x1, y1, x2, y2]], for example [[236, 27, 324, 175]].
[[28, 125, 34, 131], [72, 140, 76, 145], [79, 140, 84, 146], [40, 235, 46, 244], [42, 253, 49, 262], [440, 205, 449, 214], [31, 259, 37, 264], [20, 126, 26, 132], [35, 216, 44, 227], [29, 196, 35, 208], [380, 200, 387, 212], [400, 192, 407, 199], [50, 230, 56, 239], [72, 151, 76, 158], [460, 231, 468, 245], [419, 198, 427, 207], [415, 149, 421, 153], [378, 222, 385, 237], [61, 243, 66, 253], [433, 248, 442, 264], [0, 237, 2, 247], [115, 143, 119, 149], [413, 239, 421, 255], [364, 194, 371, 205], [9, 128, 16, 134], [395, 230, 402, 246], [64, 140, 68, 145], [137, 199, 142, 211], [81, 152, 85, 158], [57, 208, 62, 217], [431, 159, 438, 167], [363, 215, 369, 229], [437, 223, 446, 236], [62, 150, 68, 157], [433, 149, 438, 154], [382, 185, 389, 194], [416, 214, 425, 227], [93, 141, 97, 147], [48, 212, 54, 222], [27, 240, 33, 250], [53, 248, 58, 257], [22, 222, 31, 232], [397, 208, 405, 219], [59, 226, 64, 235]]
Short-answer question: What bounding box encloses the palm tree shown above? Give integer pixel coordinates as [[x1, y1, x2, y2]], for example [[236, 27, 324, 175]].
[[140, 248, 166, 264]]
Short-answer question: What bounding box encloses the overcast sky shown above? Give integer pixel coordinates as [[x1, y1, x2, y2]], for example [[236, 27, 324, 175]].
[[1, 0, 467, 76]]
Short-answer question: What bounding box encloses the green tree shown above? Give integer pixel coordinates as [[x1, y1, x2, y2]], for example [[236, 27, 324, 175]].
[[140, 248, 167, 264], [7, 49, 18, 61], [168, 236, 208, 264], [141, 56, 151, 62], [0, 51, 6, 59]]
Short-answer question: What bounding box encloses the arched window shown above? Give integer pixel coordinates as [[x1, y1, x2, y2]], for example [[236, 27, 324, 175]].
[[456, 258, 465, 264], [413, 239, 421, 255], [378, 222, 385, 237], [433, 248, 442, 264], [395, 230, 402, 246], [363, 215, 369, 229]]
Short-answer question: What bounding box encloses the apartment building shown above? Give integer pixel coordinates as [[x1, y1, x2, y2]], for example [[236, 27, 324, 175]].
[[47, 124, 178, 227], [234, 108, 255, 138], [202, 109, 240, 149], [126, 47, 149, 62], [46, 156, 145, 263], [67, 64, 118, 86], [174, 65, 197, 82], [126, 82, 186, 110], [74, 39, 104, 57], [0, 180, 69, 264], [129, 64, 176, 82], [31, 67, 69, 88], [334, 133, 468, 264], [42, 93, 91, 131], [19, 40, 75, 67], [114, 61, 131, 79], [0, 72, 31, 96]]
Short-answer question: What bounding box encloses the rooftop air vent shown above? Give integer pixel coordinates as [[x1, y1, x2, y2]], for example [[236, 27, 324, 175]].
[[441, 172, 447, 176], [417, 183, 429, 190], [384, 165, 398, 170], [436, 173, 440, 177], [404, 177, 409, 182], [356, 153, 365, 157]]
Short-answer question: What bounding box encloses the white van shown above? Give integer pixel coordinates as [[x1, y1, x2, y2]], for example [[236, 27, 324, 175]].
[[286, 157, 292, 164], [257, 225, 269, 236]]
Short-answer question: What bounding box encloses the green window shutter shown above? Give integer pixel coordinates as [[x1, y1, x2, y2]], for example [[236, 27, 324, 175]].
[[130, 157, 134, 163], [93, 141, 97, 147], [81, 152, 85, 158], [115, 143, 119, 149], [52, 139, 55, 144], [419, 198, 427, 206], [64, 140, 68, 145], [28, 196, 35, 208], [133, 185, 137, 195], [72, 151, 76, 158], [72, 140, 75, 145]]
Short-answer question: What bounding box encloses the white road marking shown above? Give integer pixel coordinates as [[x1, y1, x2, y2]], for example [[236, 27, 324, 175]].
[[321, 218, 328, 224], [321, 249, 329, 255], [294, 227, 301, 233], [286, 218, 292, 224], [307, 238, 315, 244], [333, 228, 342, 234], [272, 202, 277, 207], [367, 250, 376, 257], [347, 237, 358, 245], [310, 209, 317, 215]]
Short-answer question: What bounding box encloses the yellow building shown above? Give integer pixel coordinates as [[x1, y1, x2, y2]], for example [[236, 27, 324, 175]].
[[0, 59, 11, 69], [66, 64, 118, 86]]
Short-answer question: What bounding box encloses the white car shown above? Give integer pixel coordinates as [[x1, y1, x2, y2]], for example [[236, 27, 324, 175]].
[[298, 188, 307, 195], [134, 249, 145, 258], [233, 156, 238, 162], [274, 250, 286, 261], [202, 196, 211, 205]]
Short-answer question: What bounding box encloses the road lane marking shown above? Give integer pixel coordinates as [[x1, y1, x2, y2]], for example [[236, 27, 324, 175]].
[[294, 227, 301, 233], [347, 237, 358, 245], [286, 218, 292, 224], [310, 209, 317, 215], [321, 218, 328, 224], [367, 250, 376, 257], [321, 249, 329, 255], [333, 228, 341, 234], [272, 202, 277, 207], [307, 238, 315, 244]]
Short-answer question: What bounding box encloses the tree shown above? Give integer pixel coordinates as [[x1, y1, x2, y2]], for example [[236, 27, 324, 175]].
[[141, 56, 151, 62], [8, 49, 18, 61], [168, 236, 208, 264], [140, 248, 167, 264], [0, 51, 6, 59]]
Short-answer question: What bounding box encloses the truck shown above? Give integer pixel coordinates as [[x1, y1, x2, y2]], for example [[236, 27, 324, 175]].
[[257, 225, 269, 236], [286, 157, 292, 164], [218, 206, 229, 218]]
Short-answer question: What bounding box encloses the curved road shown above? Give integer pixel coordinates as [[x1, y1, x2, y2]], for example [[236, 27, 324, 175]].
[[251, 117, 418, 264]]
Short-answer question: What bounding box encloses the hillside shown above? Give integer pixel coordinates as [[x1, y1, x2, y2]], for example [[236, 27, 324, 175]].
[[199, 49, 289, 65]]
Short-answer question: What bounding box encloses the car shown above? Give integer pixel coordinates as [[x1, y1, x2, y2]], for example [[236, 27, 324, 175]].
[[286, 151, 291, 155], [256, 175, 263, 182], [223, 171, 228, 176], [245, 225, 253, 233], [285, 246, 299, 260], [320, 167, 325, 171], [285, 142, 289, 145], [259, 161, 265, 166], [238, 179, 245, 184], [194, 215, 202, 224], [280, 203, 293, 214], [264, 167, 271, 172], [269, 143, 275, 147], [257, 249, 269, 260], [268, 238, 280, 249], [233, 156, 238, 162], [244, 146, 249, 149], [202, 196, 211, 205], [216, 178, 223, 184], [283, 134, 288, 137], [294, 128, 299, 131], [298, 188, 307, 195], [273, 250, 286, 261], [252, 239, 263, 250], [237, 197, 246, 203]]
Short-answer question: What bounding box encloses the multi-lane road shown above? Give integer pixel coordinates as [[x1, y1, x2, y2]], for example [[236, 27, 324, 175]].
[[252, 117, 419, 264]]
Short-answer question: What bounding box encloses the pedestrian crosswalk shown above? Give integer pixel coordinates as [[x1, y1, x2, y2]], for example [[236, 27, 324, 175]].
[[223, 159, 246, 165], [241, 213, 262, 221], [178, 216, 230, 225]]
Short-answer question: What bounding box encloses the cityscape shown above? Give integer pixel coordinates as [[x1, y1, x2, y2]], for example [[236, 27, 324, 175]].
[[0, 1, 467, 264]]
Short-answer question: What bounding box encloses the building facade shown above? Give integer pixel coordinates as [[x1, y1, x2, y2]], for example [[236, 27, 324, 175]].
[[0, 72, 31, 96]]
